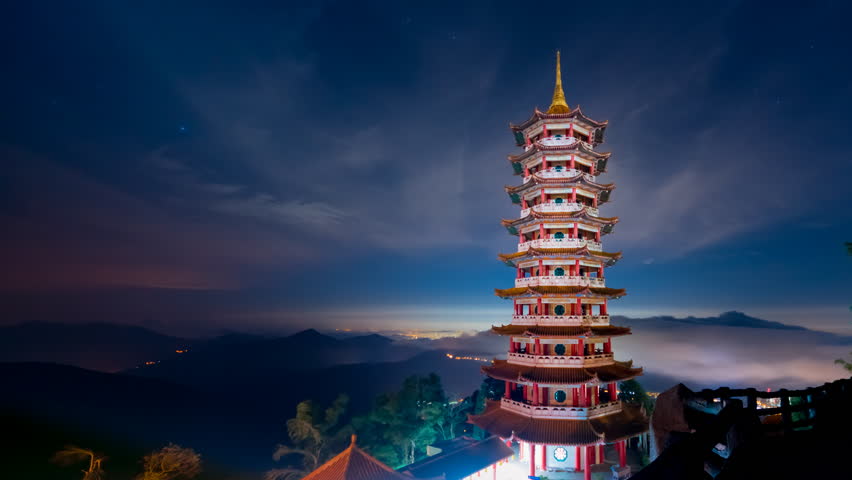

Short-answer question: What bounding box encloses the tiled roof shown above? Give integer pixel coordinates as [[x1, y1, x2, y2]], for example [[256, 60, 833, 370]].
[[469, 401, 648, 446], [303, 437, 416, 480], [497, 247, 622, 266], [397, 436, 513, 480], [490, 324, 633, 337], [493, 286, 627, 299], [482, 360, 642, 385]]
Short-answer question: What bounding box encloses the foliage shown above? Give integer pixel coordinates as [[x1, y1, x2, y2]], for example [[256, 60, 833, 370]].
[[835, 356, 852, 372], [269, 394, 353, 480], [619, 379, 655, 415], [51, 446, 106, 480], [138, 444, 201, 480]]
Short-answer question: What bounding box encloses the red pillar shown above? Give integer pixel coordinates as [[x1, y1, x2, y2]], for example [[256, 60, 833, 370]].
[[569, 123, 574, 138], [571, 187, 577, 202], [519, 232, 524, 245], [609, 382, 617, 401], [532, 383, 539, 405], [539, 223, 545, 239], [577, 338, 584, 357], [593, 195, 598, 207], [584, 446, 592, 480], [595, 228, 601, 242], [522, 197, 528, 209], [529, 444, 536, 476], [604, 339, 611, 353], [575, 446, 581, 471], [504, 381, 511, 398], [542, 125, 549, 137], [536, 297, 542, 315], [572, 387, 579, 405], [618, 441, 627, 468], [542, 155, 548, 170], [573, 222, 579, 238], [597, 444, 604, 463], [525, 134, 531, 147], [538, 259, 544, 276], [541, 386, 548, 405], [540, 188, 546, 203], [570, 154, 576, 169], [534, 338, 542, 355], [541, 444, 547, 471], [601, 299, 608, 315], [524, 165, 530, 176]]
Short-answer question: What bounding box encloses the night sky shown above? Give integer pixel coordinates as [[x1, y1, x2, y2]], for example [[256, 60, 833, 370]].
[[2, 1, 852, 337]]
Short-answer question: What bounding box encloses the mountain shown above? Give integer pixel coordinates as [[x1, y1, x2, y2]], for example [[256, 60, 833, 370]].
[[0, 322, 191, 372], [126, 328, 425, 388], [613, 311, 809, 331]]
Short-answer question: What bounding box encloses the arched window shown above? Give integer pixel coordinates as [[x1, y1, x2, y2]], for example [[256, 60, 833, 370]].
[[554, 304, 566, 315], [554, 267, 565, 277], [555, 165, 563, 172], [554, 343, 566, 355], [554, 197, 564, 204], [554, 390, 567, 402], [554, 232, 565, 239]]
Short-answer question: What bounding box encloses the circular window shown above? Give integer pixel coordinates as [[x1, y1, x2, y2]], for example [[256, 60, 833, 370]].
[[554, 305, 566, 315], [553, 447, 569, 462], [554, 232, 565, 239], [554, 197, 564, 204], [555, 165, 563, 172], [554, 343, 566, 355], [554, 267, 565, 277], [554, 390, 567, 402]]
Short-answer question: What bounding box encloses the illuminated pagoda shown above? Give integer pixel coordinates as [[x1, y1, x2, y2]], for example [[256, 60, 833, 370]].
[[470, 52, 648, 480]]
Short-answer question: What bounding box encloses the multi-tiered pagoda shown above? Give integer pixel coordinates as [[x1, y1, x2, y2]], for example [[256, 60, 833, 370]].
[[470, 52, 648, 480]]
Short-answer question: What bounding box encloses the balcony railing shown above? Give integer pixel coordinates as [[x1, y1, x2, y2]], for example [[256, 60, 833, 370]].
[[523, 167, 596, 183], [511, 314, 610, 326], [517, 238, 602, 252], [507, 352, 614, 367], [500, 398, 622, 419], [520, 203, 599, 218], [515, 275, 605, 288]]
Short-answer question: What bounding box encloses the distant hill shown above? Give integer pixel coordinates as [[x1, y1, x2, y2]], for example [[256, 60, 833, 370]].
[[0, 322, 191, 372], [613, 311, 809, 331], [0, 348, 484, 474], [126, 328, 425, 388]]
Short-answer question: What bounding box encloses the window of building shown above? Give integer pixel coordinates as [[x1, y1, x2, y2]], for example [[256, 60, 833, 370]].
[[554, 343, 566, 355], [554, 232, 565, 239], [554, 267, 565, 276], [554, 390, 567, 402], [554, 305, 566, 315]]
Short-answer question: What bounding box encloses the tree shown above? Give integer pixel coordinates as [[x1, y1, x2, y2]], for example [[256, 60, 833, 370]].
[[354, 374, 447, 467], [619, 379, 654, 414], [138, 444, 201, 480], [269, 394, 352, 479], [51, 446, 106, 480]]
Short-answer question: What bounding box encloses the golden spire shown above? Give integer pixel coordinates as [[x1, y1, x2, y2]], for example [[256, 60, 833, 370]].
[[547, 50, 571, 114]]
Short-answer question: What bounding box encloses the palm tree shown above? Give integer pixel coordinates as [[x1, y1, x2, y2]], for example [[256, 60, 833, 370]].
[[51, 446, 106, 480]]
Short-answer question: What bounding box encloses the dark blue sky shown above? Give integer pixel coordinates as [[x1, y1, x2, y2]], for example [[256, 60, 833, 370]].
[[2, 0, 851, 336]]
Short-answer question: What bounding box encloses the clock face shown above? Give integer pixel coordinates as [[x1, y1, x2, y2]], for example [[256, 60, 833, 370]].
[[553, 446, 569, 462]]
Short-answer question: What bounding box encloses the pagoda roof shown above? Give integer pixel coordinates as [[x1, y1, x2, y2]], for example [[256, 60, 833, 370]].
[[482, 359, 641, 385], [509, 107, 609, 132], [498, 246, 622, 267], [303, 436, 419, 480], [469, 401, 648, 446], [494, 285, 626, 300], [396, 436, 513, 480], [505, 172, 615, 195], [507, 140, 611, 163], [501, 208, 619, 230], [490, 324, 632, 338]]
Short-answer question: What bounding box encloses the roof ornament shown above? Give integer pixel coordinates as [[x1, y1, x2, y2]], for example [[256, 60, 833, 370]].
[[547, 50, 571, 114]]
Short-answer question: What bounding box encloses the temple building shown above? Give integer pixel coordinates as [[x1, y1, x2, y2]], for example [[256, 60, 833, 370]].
[[469, 52, 649, 480]]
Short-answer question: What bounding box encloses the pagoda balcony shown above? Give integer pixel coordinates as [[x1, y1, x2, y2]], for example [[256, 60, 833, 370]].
[[515, 275, 605, 288], [511, 314, 610, 326], [507, 351, 614, 367], [500, 397, 622, 419], [520, 203, 599, 218], [523, 168, 596, 183], [517, 237, 603, 252]]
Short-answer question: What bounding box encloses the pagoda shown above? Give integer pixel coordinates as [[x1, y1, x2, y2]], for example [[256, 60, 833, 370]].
[[470, 52, 649, 480]]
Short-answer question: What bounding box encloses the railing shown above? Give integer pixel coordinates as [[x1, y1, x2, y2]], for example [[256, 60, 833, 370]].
[[500, 398, 622, 419], [515, 275, 605, 288], [636, 377, 852, 479], [507, 352, 614, 367], [517, 238, 603, 252], [511, 314, 610, 326], [688, 377, 852, 435], [520, 203, 598, 218], [523, 168, 596, 182]]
